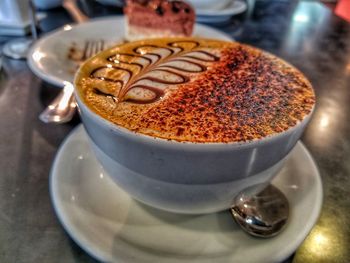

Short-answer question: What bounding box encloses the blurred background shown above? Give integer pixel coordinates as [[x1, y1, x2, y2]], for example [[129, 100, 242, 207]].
[[0, 1, 350, 263]]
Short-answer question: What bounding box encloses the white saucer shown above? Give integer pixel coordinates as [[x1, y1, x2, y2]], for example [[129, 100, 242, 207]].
[[50, 125, 323, 263], [27, 16, 232, 88], [196, 0, 247, 24]]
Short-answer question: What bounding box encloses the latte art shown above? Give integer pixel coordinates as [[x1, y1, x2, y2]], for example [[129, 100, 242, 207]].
[[89, 40, 219, 104], [76, 38, 315, 143]]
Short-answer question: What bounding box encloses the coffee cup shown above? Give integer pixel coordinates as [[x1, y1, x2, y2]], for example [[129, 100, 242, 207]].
[[74, 38, 315, 214]]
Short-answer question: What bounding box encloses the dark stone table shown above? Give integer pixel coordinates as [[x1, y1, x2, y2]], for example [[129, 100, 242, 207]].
[[0, 1, 349, 262]]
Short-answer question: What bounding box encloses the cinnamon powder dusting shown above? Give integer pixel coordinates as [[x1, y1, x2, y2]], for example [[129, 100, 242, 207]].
[[77, 39, 315, 143]]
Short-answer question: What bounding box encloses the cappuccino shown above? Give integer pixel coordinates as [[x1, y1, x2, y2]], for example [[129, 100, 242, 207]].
[[75, 38, 315, 143]]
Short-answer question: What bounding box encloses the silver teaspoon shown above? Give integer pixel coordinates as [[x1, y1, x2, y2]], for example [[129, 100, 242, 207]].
[[39, 82, 77, 123], [230, 184, 289, 238]]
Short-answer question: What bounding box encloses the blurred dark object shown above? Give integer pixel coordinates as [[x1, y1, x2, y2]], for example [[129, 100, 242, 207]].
[[33, 0, 63, 10], [95, 0, 125, 7]]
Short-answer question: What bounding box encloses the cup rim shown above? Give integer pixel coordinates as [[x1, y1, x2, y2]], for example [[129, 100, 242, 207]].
[[74, 88, 314, 150], [73, 38, 315, 149]]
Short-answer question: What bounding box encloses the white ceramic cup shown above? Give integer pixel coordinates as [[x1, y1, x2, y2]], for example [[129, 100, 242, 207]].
[[75, 91, 313, 214], [74, 38, 314, 214], [186, 0, 232, 11]]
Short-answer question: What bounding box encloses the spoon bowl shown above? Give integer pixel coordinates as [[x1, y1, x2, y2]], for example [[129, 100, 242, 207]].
[[231, 184, 289, 238]]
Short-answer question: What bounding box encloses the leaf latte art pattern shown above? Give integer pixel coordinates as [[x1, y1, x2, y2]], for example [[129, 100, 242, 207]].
[[89, 40, 219, 104]]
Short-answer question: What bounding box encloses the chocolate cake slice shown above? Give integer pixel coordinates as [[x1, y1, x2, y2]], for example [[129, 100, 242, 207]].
[[124, 0, 195, 41]]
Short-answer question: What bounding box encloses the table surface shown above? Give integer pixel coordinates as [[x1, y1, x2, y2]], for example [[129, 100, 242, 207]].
[[0, 1, 349, 262]]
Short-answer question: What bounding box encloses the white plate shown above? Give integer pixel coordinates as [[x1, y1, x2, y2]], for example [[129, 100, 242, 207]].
[[27, 16, 232, 88], [50, 125, 323, 263], [196, 0, 247, 23]]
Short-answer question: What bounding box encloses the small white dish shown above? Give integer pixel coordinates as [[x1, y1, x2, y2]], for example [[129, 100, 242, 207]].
[[187, 0, 231, 11], [50, 125, 323, 263], [27, 16, 232, 88], [196, 0, 247, 24]]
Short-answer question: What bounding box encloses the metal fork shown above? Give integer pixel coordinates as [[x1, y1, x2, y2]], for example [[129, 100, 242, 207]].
[[80, 40, 105, 62]]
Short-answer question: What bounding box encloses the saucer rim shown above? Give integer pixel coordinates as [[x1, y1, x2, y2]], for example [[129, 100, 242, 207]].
[[50, 124, 323, 263]]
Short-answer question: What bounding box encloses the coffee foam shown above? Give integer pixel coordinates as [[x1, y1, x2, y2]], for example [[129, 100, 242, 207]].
[[75, 38, 315, 143]]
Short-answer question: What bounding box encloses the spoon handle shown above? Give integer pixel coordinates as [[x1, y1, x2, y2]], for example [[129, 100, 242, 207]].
[[39, 82, 77, 124]]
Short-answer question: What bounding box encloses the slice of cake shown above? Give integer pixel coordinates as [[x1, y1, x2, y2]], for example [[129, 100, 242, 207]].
[[124, 0, 195, 41]]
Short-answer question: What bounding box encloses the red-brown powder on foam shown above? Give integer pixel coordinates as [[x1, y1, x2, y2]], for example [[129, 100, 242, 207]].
[[132, 45, 315, 142], [77, 41, 315, 143]]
